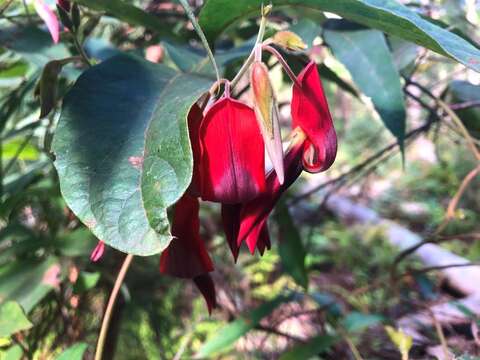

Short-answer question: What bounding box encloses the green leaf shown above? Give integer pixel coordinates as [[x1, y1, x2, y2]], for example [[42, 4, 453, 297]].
[[2, 138, 39, 161], [1, 345, 23, 360], [448, 80, 480, 138], [324, 26, 406, 148], [389, 36, 419, 72], [74, 0, 175, 38], [0, 61, 29, 78], [74, 272, 100, 293], [279, 335, 336, 360], [274, 202, 308, 289], [52, 54, 211, 255], [0, 257, 60, 312], [289, 18, 321, 49], [0, 26, 70, 68], [0, 302, 33, 337], [342, 311, 384, 332], [198, 0, 480, 72], [197, 294, 294, 357], [55, 343, 88, 360]]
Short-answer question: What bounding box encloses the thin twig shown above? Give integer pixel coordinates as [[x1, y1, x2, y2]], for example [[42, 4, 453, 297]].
[[95, 254, 134, 360]]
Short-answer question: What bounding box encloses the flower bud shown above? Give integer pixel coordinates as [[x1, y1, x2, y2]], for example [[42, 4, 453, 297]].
[[272, 30, 307, 51], [250, 61, 285, 184]]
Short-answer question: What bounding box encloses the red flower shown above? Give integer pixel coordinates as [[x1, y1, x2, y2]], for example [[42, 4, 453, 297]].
[[198, 96, 266, 204], [291, 61, 337, 173], [223, 61, 337, 254], [159, 60, 337, 312], [159, 194, 216, 312]]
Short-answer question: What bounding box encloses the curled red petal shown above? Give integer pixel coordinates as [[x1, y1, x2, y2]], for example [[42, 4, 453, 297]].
[[90, 240, 105, 262], [200, 97, 266, 204], [187, 103, 204, 197], [291, 61, 337, 173], [237, 135, 305, 250], [34, 0, 60, 43], [193, 273, 217, 315], [159, 194, 214, 278]]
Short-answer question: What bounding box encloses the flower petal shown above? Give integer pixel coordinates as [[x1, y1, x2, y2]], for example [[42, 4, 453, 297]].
[[237, 131, 306, 251], [291, 61, 337, 173], [255, 224, 271, 256], [200, 97, 266, 204], [159, 194, 214, 278], [193, 273, 217, 314], [34, 0, 60, 43], [221, 203, 241, 262]]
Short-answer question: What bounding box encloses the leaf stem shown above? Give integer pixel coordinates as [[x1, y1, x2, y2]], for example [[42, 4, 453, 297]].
[[178, 0, 220, 84], [95, 253, 134, 360], [230, 5, 270, 90]]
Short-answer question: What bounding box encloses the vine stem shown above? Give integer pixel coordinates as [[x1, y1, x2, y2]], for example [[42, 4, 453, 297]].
[[230, 5, 270, 90], [178, 0, 220, 84], [95, 254, 134, 360]]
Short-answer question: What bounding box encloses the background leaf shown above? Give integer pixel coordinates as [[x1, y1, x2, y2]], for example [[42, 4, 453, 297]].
[[274, 201, 308, 288], [197, 294, 294, 357], [52, 54, 211, 255], [448, 80, 480, 138], [0, 301, 33, 337], [324, 25, 406, 148], [279, 335, 336, 360], [0, 257, 60, 312], [55, 342, 88, 360], [199, 0, 480, 72]]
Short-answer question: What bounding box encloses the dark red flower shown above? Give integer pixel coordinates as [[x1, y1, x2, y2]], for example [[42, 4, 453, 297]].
[[199, 97, 266, 204], [225, 62, 337, 253], [231, 129, 306, 253], [193, 274, 217, 315], [159, 194, 213, 278]]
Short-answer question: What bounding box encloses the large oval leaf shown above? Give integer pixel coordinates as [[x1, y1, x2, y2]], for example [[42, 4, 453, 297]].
[[52, 54, 211, 256], [323, 26, 406, 148], [199, 0, 480, 72]]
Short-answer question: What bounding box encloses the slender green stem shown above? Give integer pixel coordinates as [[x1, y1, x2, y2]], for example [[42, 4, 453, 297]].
[[178, 0, 219, 84], [95, 254, 134, 360], [230, 7, 269, 90]]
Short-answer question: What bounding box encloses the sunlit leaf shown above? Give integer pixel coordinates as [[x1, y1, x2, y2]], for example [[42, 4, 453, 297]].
[[0, 302, 33, 337], [55, 342, 88, 360]]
